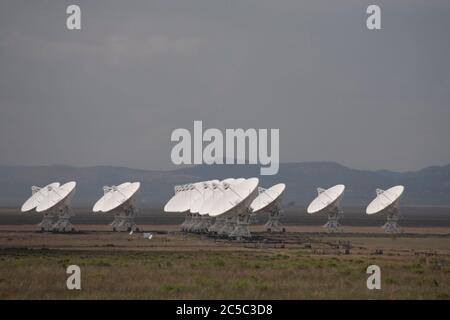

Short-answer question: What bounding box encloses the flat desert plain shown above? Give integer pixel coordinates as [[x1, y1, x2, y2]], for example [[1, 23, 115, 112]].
[[0, 222, 449, 299]]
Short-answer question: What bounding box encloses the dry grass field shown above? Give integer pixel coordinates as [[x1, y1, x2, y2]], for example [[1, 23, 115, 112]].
[[0, 224, 449, 299]]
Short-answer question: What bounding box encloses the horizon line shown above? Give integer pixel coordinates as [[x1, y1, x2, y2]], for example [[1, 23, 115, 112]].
[[0, 161, 449, 174]]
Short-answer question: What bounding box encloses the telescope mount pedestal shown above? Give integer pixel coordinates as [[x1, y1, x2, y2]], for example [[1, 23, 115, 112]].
[[218, 217, 236, 237], [187, 213, 200, 233], [323, 207, 343, 233], [29, 186, 55, 232], [382, 207, 401, 234], [180, 213, 192, 232], [230, 214, 251, 240], [39, 212, 55, 232], [264, 202, 285, 233], [112, 203, 139, 232], [52, 205, 76, 232], [197, 215, 211, 233], [208, 217, 224, 234]]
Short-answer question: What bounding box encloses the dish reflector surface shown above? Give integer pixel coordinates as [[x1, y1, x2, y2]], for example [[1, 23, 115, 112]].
[[21, 182, 60, 212], [164, 184, 192, 212], [190, 180, 219, 213], [93, 182, 131, 212], [209, 178, 259, 217], [101, 182, 140, 213], [250, 183, 286, 213], [199, 180, 228, 215], [36, 181, 77, 213], [366, 185, 404, 215], [188, 182, 209, 212], [307, 184, 345, 214], [198, 178, 246, 215]]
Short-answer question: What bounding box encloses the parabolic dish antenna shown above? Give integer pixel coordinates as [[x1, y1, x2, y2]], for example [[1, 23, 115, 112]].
[[164, 183, 191, 232], [307, 184, 345, 214], [93, 182, 141, 232], [307, 184, 345, 233], [366, 185, 404, 215], [21, 182, 60, 213], [197, 182, 222, 216], [209, 178, 259, 240], [196, 179, 236, 234], [193, 178, 246, 234], [187, 182, 210, 233], [188, 180, 224, 233], [93, 182, 130, 213], [190, 181, 217, 214], [164, 181, 218, 233], [199, 179, 242, 216], [163, 184, 192, 213], [164, 177, 265, 240], [178, 181, 210, 233], [251, 183, 285, 213], [250, 183, 286, 233], [35, 181, 77, 233], [366, 185, 405, 234], [209, 178, 259, 218], [188, 182, 209, 212], [100, 182, 140, 213], [20, 182, 61, 232], [36, 181, 76, 213]]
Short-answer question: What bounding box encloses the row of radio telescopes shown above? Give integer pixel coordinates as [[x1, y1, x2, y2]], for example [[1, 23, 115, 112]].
[[20, 178, 405, 237]]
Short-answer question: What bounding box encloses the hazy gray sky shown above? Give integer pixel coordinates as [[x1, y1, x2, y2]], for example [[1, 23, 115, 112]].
[[1, 0, 449, 172]]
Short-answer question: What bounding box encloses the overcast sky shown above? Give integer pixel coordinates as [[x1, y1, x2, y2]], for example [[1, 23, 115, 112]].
[[0, 0, 449, 172]]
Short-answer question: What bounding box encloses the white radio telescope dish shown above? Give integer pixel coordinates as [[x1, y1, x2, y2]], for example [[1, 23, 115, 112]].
[[199, 178, 245, 235], [250, 183, 286, 233], [100, 182, 140, 213], [164, 183, 191, 232], [199, 179, 240, 216], [209, 178, 259, 239], [190, 181, 218, 213], [209, 178, 259, 217], [366, 185, 404, 215], [33, 181, 77, 232], [189, 181, 216, 212], [36, 181, 77, 213], [93, 182, 130, 213], [251, 183, 285, 212], [191, 179, 231, 234], [366, 185, 405, 234], [164, 184, 192, 213], [180, 181, 209, 233], [164, 180, 217, 233], [164, 177, 262, 240], [21, 182, 60, 213], [307, 184, 345, 233], [189, 180, 223, 233], [307, 184, 345, 214], [93, 182, 141, 232], [21, 182, 60, 231]]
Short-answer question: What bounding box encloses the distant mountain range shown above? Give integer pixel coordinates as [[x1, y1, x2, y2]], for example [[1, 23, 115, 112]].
[[0, 162, 449, 208]]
